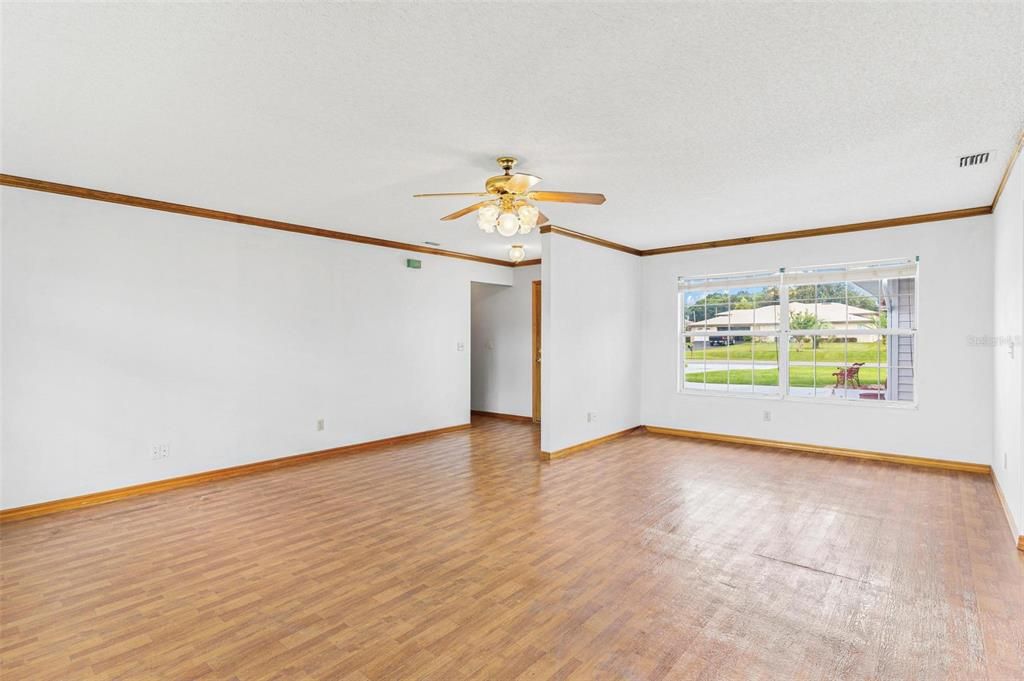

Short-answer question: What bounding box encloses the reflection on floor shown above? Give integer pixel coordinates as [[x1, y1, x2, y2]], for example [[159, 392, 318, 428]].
[[2, 415, 1021, 679]]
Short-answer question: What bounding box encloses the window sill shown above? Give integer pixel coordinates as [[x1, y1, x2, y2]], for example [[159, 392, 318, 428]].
[[678, 389, 782, 401], [783, 395, 919, 410], [677, 389, 918, 410]]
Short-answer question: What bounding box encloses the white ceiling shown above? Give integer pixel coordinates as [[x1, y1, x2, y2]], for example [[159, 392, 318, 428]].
[[3, 2, 1022, 260]]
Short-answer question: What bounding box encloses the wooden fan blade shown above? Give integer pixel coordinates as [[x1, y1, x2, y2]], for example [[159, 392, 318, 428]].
[[441, 201, 491, 221], [504, 173, 542, 194], [413, 192, 493, 198], [528, 191, 606, 205]]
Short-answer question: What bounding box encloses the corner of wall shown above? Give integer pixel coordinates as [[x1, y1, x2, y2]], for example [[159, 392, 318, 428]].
[[991, 141, 1024, 538], [540, 232, 642, 454]]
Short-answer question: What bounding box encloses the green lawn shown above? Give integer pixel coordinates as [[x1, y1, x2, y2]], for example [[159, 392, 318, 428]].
[[685, 366, 887, 388], [685, 340, 886, 363]]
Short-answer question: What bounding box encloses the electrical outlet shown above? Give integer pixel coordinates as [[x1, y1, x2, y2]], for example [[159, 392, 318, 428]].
[[587, 412, 597, 423], [317, 418, 326, 432], [456, 342, 465, 352], [763, 410, 772, 423], [151, 444, 169, 460]]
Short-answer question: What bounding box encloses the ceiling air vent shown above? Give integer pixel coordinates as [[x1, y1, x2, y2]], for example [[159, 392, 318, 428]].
[[959, 151, 992, 167]]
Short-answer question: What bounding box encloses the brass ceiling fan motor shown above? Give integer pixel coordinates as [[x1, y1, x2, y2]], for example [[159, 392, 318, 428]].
[[414, 156, 606, 229]]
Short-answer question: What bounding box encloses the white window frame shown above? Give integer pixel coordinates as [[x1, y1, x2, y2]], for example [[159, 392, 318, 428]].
[[678, 258, 919, 407], [678, 270, 784, 398]]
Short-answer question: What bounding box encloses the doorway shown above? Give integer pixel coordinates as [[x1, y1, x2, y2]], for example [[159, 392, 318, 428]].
[[469, 279, 537, 421]]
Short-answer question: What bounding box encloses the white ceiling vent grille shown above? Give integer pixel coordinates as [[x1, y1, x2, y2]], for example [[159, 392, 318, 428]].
[[959, 151, 993, 167]]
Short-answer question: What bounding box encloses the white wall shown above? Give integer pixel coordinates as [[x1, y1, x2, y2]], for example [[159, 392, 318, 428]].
[[993, 148, 1024, 537], [640, 215, 995, 464], [3, 186, 1011, 512], [0, 189, 511, 509], [541, 233, 641, 453], [470, 265, 539, 418]]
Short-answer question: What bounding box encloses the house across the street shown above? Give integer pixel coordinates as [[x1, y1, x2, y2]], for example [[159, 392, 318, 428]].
[[689, 302, 881, 345]]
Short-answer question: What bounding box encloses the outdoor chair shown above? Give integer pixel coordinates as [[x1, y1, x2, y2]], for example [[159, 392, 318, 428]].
[[831, 362, 865, 393]]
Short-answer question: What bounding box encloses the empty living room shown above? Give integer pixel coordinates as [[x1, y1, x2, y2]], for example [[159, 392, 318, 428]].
[[2, 2, 1023, 679]]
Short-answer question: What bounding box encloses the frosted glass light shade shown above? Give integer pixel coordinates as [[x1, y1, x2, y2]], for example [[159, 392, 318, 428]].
[[496, 211, 519, 237], [508, 244, 526, 263], [477, 203, 500, 233], [516, 204, 539, 234]]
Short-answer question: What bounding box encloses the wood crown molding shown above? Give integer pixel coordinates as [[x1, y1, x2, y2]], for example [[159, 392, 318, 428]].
[[639, 205, 992, 256], [534, 130, 1022, 257], [643, 426, 991, 475], [540, 426, 642, 460], [0, 423, 471, 522], [992, 131, 1024, 209], [7, 129, 1018, 265], [541, 206, 990, 258], [539, 224, 642, 255], [0, 174, 517, 268]]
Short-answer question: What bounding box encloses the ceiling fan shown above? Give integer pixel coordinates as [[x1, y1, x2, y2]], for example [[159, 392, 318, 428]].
[[414, 157, 606, 238]]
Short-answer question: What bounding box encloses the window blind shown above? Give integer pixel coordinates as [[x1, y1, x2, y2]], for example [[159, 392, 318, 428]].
[[678, 270, 780, 291], [679, 258, 917, 292], [782, 258, 917, 287]]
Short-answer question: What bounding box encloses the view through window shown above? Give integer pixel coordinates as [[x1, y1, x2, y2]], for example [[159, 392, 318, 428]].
[[680, 259, 918, 403]]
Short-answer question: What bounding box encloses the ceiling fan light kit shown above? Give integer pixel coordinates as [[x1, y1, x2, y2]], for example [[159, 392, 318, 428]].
[[516, 204, 539, 230], [476, 203, 499, 233], [415, 156, 606, 241], [478, 199, 540, 236], [508, 244, 526, 263]]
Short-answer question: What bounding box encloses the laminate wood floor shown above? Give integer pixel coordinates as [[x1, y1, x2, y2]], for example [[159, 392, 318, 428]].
[[2, 415, 1022, 680]]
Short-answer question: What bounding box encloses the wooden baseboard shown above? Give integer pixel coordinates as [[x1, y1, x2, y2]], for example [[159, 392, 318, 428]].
[[540, 426, 642, 461], [0, 423, 471, 522], [471, 410, 534, 423], [643, 426, 991, 475], [990, 470, 1024, 551]]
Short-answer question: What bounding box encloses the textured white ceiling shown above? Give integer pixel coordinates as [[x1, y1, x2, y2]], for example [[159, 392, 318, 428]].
[[3, 2, 1022, 260]]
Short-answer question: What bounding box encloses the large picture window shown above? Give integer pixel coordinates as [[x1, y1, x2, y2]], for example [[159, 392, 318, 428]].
[[679, 259, 918, 404]]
